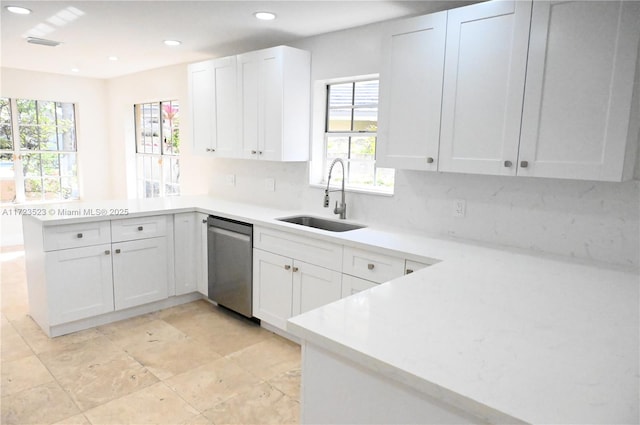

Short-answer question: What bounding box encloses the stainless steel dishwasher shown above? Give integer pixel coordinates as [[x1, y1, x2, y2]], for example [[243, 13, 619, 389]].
[[207, 216, 253, 318]]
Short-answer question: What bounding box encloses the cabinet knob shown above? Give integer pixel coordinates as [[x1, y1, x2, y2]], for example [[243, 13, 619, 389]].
[[504, 160, 512, 168], [520, 160, 529, 168], [77, 233, 83, 238], [137, 226, 143, 231], [105, 250, 111, 255], [258, 151, 263, 155], [202, 219, 208, 223], [284, 264, 291, 270], [115, 249, 121, 254], [292, 266, 299, 272], [205, 148, 211, 152], [406, 269, 414, 274], [251, 150, 257, 155], [426, 157, 434, 164], [367, 263, 375, 270]]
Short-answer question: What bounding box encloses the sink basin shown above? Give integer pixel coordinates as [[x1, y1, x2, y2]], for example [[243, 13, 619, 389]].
[[277, 215, 366, 232]]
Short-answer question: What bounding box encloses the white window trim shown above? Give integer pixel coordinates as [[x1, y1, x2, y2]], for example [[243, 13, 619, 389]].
[[308, 74, 394, 196]]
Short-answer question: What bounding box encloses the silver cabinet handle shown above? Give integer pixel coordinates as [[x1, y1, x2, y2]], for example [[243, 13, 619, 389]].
[[137, 226, 143, 231], [520, 160, 529, 168], [251, 150, 257, 155], [292, 266, 299, 272], [205, 148, 216, 152], [202, 219, 208, 223], [504, 160, 512, 167], [406, 269, 414, 274], [367, 263, 375, 270], [105, 250, 111, 255], [284, 264, 291, 270], [426, 157, 434, 164], [115, 249, 121, 254], [77, 233, 83, 238], [258, 151, 263, 155]]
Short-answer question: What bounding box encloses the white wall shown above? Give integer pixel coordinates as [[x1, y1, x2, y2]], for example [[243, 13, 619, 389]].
[[0, 68, 110, 246]]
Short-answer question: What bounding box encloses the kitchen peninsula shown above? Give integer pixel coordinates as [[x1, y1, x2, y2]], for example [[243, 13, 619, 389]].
[[20, 195, 639, 424]]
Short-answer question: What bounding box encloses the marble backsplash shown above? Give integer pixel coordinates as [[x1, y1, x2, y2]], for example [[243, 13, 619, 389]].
[[207, 159, 640, 268]]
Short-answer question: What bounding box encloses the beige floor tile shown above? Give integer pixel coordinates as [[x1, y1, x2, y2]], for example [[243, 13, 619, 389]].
[[148, 299, 213, 321], [166, 357, 262, 411], [202, 382, 300, 425], [83, 381, 199, 425], [0, 322, 34, 362], [104, 319, 187, 351], [180, 413, 213, 425], [1, 354, 55, 396], [11, 315, 103, 354], [54, 352, 159, 411], [163, 307, 248, 338], [38, 335, 124, 379], [228, 335, 301, 380], [96, 313, 156, 338], [268, 368, 302, 401], [126, 336, 221, 380], [1, 381, 80, 425], [52, 413, 92, 425]]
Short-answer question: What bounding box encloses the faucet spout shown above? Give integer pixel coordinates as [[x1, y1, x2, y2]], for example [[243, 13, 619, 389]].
[[324, 158, 347, 219]]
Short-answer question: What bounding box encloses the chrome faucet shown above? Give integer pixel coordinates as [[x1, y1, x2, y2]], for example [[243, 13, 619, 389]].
[[324, 158, 347, 219]]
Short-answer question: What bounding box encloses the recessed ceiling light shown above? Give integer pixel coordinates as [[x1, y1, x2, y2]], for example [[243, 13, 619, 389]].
[[71, 68, 80, 73], [163, 40, 181, 46], [254, 12, 276, 21], [108, 56, 118, 61], [6, 5, 31, 15]]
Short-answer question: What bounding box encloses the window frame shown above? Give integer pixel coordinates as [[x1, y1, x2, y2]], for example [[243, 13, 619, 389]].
[[0, 97, 79, 204], [319, 77, 394, 195], [133, 100, 180, 199]]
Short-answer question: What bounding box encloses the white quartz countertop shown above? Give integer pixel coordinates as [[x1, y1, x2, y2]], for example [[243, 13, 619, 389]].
[[22, 196, 640, 423]]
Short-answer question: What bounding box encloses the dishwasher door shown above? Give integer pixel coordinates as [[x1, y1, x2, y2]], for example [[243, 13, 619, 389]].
[[207, 216, 253, 318]]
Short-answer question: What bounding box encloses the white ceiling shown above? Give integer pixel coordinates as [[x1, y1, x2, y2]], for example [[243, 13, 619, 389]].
[[1, 0, 475, 79]]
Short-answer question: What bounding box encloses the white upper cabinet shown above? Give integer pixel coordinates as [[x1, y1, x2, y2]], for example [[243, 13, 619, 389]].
[[189, 56, 239, 157], [377, 11, 447, 171], [439, 0, 532, 176], [518, 0, 640, 181], [237, 46, 311, 161]]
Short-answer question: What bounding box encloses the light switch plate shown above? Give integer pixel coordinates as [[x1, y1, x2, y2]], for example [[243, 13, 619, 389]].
[[265, 178, 275, 192], [453, 199, 466, 218], [225, 174, 235, 186]]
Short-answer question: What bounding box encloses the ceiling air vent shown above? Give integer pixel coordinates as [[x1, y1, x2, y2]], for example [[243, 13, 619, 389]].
[[26, 37, 61, 47]]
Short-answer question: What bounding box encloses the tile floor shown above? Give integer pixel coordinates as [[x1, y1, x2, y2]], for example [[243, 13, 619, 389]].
[[0, 246, 301, 425]]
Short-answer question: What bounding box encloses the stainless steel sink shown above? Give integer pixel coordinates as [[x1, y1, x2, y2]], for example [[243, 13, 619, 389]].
[[277, 215, 366, 232]]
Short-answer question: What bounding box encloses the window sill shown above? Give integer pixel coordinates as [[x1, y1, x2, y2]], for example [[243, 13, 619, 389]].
[[310, 183, 394, 197]]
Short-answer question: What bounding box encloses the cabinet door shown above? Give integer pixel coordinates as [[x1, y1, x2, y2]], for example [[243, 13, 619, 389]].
[[189, 57, 238, 157], [46, 244, 114, 325], [292, 261, 342, 316], [196, 213, 209, 296], [252, 249, 293, 330], [189, 60, 215, 155], [377, 11, 447, 171], [341, 274, 377, 298], [519, 0, 640, 181], [439, 0, 532, 176], [112, 237, 169, 310], [238, 49, 283, 160], [174, 213, 198, 295]]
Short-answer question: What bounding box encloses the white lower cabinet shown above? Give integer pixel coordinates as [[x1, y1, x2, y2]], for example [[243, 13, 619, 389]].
[[197, 213, 209, 296], [341, 274, 377, 297], [253, 249, 294, 330], [293, 261, 342, 316], [46, 243, 114, 326], [112, 237, 169, 310], [174, 212, 198, 296]]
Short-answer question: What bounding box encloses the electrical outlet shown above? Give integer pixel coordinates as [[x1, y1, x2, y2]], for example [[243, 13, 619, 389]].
[[225, 174, 235, 186], [453, 199, 466, 218], [265, 177, 275, 192]]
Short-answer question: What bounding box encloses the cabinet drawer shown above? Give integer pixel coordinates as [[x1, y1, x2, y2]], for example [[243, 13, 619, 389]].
[[405, 259, 433, 275], [43, 221, 111, 251], [254, 226, 342, 271], [111, 215, 167, 242], [342, 247, 405, 284]]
